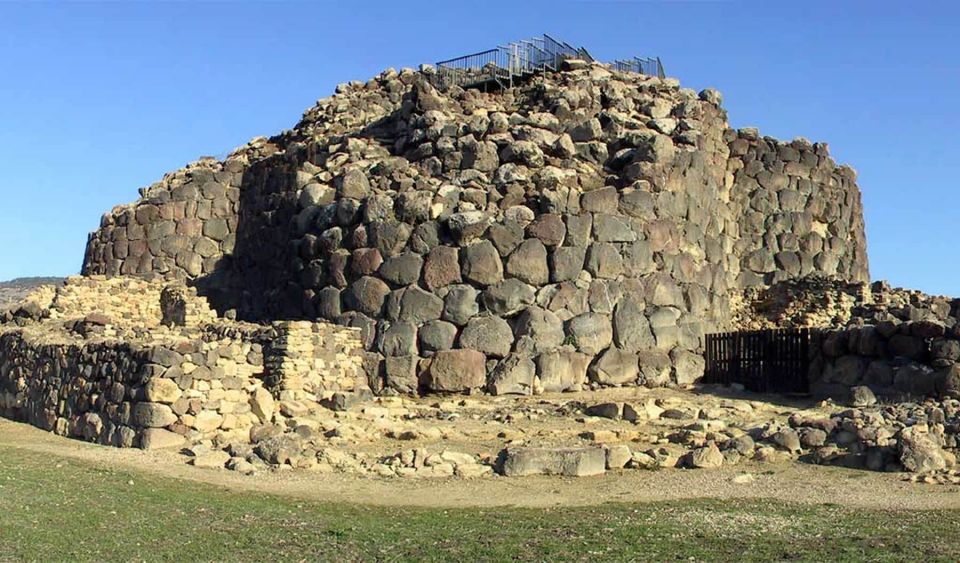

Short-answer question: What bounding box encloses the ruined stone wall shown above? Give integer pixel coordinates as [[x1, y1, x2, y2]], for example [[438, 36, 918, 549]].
[[48, 275, 216, 327], [0, 275, 367, 449], [811, 320, 960, 401], [76, 64, 871, 395], [263, 321, 367, 401], [728, 130, 869, 288], [81, 142, 278, 282], [0, 320, 365, 448], [0, 326, 267, 448]]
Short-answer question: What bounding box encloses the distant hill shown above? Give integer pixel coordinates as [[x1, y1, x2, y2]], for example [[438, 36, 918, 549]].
[[0, 277, 64, 308]]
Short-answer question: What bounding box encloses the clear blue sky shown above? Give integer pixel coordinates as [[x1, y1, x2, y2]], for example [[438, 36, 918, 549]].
[[1, 1, 958, 295]]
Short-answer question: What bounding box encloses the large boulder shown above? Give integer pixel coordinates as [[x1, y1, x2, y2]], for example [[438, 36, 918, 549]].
[[488, 354, 537, 395], [900, 426, 948, 473], [590, 347, 640, 385], [427, 349, 487, 392], [398, 286, 444, 324], [513, 306, 564, 354], [461, 240, 503, 286], [687, 443, 723, 469], [613, 298, 655, 353], [505, 239, 549, 286], [442, 284, 479, 325], [130, 403, 177, 428], [567, 312, 613, 355], [343, 276, 390, 316], [482, 279, 536, 316], [459, 316, 514, 358], [422, 246, 460, 290], [537, 348, 590, 392]]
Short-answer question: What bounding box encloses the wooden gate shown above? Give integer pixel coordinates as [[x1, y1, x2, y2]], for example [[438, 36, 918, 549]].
[[703, 328, 819, 394]]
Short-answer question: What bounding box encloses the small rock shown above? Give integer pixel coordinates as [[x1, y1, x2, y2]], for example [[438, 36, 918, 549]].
[[191, 450, 231, 469]]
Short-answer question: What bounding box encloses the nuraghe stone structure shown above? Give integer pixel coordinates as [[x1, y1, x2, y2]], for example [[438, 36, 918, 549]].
[[79, 60, 869, 396], [11, 58, 960, 480]]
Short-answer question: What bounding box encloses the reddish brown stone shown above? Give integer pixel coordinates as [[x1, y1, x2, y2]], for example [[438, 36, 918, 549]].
[[423, 246, 461, 290], [526, 214, 566, 247], [351, 247, 383, 276], [427, 349, 486, 392]]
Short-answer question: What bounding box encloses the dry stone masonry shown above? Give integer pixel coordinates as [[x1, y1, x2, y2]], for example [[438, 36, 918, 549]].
[[78, 61, 869, 397], [14, 53, 960, 483], [0, 278, 366, 449]]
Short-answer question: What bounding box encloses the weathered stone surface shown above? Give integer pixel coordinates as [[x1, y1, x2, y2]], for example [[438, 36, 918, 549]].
[[688, 443, 723, 469], [385, 355, 419, 393], [613, 299, 654, 353], [506, 239, 549, 286], [537, 349, 590, 392], [145, 378, 182, 404], [526, 214, 566, 247], [255, 435, 302, 465], [131, 403, 177, 428], [351, 248, 383, 276], [590, 348, 640, 385], [343, 276, 390, 316], [513, 306, 564, 354], [448, 211, 490, 246], [139, 428, 186, 450], [250, 387, 275, 423], [419, 320, 457, 353], [379, 252, 423, 286], [580, 187, 618, 213], [460, 316, 513, 358], [423, 246, 460, 290], [900, 426, 947, 473], [605, 445, 632, 469], [567, 313, 613, 355], [461, 240, 503, 286], [671, 349, 705, 385], [550, 246, 586, 283], [337, 169, 371, 199], [399, 286, 443, 324], [488, 354, 536, 395], [427, 349, 486, 392], [499, 447, 606, 477], [380, 321, 418, 356], [442, 284, 479, 325], [482, 279, 536, 316], [585, 243, 623, 279]]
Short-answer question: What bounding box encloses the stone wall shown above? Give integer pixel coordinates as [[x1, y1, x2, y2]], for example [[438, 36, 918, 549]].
[[812, 319, 960, 400], [82, 151, 260, 281], [728, 130, 869, 288], [0, 278, 367, 449], [48, 275, 216, 328], [77, 63, 870, 395]]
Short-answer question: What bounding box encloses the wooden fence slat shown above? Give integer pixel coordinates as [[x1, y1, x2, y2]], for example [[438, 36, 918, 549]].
[[703, 328, 812, 393]]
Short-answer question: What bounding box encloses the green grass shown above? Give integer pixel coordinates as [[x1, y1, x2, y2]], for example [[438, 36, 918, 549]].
[[0, 447, 958, 562]]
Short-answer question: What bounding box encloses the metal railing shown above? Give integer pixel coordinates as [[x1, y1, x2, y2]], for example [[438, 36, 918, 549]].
[[611, 56, 665, 79], [430, 34, 664, 90]]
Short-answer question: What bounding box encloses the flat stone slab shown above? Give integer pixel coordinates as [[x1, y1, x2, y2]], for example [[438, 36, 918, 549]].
[[499, 446, 606, 477]]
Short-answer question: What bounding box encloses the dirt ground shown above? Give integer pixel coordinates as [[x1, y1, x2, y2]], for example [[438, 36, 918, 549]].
[[3, 386, 960, 511]]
